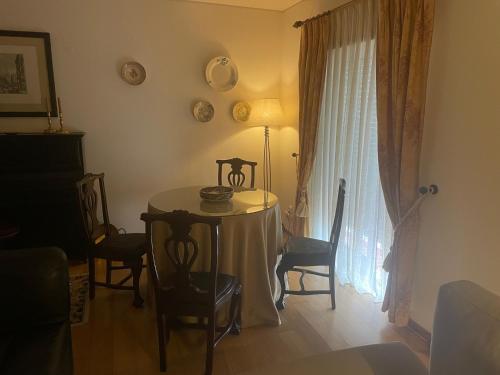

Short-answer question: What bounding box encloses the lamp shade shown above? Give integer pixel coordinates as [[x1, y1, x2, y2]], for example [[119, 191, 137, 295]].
[[248, 98, 283, 127]]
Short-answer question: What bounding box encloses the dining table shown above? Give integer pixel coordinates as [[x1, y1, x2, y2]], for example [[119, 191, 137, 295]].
[[147, 186, 283, 328]]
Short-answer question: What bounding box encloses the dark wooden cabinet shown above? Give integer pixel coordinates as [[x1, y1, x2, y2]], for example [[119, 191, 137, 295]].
[[0, 133, 87, 259]]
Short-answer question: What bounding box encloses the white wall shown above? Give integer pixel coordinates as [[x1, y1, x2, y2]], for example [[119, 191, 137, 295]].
[[0, 0, 283, 232], [412, 0, 500, 330]]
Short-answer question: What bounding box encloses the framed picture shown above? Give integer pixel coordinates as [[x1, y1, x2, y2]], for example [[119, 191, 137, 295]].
[[0, 30, 57, 117]]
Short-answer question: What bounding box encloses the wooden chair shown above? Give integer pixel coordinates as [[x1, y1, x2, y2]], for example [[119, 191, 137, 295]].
[[76, 173, 145, 307], [216, 158, 257, 188], [141, 210, 242, 374], [276, 179, 346, 311]]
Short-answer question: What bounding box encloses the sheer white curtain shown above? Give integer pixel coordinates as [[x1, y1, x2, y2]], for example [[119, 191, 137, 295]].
[[308, 0, 392, 301]]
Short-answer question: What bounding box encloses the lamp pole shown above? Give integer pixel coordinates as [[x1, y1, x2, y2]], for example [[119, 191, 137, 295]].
[[263, 125, 271, 207]]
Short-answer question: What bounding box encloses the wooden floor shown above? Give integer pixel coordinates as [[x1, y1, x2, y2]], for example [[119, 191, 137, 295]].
[[71, 260, 429, 375]]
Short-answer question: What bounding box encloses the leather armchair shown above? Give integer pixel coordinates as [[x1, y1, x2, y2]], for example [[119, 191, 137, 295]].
[[0, 247, 74, 375]]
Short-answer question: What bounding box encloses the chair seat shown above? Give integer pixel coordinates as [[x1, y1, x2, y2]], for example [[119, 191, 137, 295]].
[[161, 272, 240, 305], [283, 236, 332, 266], [92, 233, 146, 261], [241, 342, 427, 375], [192, 272, 239, 302]]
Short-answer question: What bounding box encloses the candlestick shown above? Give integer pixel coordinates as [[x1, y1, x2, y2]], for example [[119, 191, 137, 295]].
[[56, 97, 69, 134], [44, 97, 56, 133]]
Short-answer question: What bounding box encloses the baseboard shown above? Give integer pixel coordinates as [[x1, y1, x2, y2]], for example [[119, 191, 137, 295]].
[[408, 318, 431, 346]]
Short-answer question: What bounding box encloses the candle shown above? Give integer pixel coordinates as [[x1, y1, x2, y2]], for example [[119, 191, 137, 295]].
[[46, 97, 51, 117], [57, 97, 63, 115]]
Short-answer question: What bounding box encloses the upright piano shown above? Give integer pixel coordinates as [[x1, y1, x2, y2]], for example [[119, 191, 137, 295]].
[[0, 133, 87, 259]]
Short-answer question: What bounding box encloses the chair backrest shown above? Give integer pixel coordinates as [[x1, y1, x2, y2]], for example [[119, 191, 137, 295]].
[[141, 210, 222, 307], [76, 173, 112, 246], [429, 280, 500, 375], [216, 158, 257, 188], [329, 178, 346, 252]]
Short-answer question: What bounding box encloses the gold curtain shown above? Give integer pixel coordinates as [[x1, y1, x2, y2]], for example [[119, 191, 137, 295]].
[[377, 0, 436, 325], [293, 16, 331, 236]]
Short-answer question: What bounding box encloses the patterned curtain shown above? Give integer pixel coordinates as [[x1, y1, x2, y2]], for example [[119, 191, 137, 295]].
[[293, 15, 331, 236], [377, 0, 436, 326]]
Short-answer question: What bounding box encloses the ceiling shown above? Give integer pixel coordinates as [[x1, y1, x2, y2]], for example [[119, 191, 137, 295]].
[[180, 0, 303, 11]]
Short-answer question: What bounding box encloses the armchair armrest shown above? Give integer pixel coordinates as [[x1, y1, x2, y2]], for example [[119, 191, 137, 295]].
[[0, 247, 70, 333]]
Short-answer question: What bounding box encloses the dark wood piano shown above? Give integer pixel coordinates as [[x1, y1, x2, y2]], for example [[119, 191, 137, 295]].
[[0, 133, 87, 259]]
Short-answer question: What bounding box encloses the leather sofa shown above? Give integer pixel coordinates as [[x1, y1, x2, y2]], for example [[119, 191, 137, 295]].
[[0, 247, 74, 375], [243, 280, 500, 374]]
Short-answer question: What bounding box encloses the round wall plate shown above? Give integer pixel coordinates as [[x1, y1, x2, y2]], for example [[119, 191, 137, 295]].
[[232, 101, 251, 122], [205, 56, 238, 92], [121, 62, 146, 85], [193, 100, 214, 122]]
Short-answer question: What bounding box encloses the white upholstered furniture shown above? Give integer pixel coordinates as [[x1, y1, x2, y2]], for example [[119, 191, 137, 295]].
[[243, 280, 500, 374]]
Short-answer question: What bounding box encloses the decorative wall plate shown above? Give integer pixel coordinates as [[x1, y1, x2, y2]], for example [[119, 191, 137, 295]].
[[205, 56, 238, 92], [232, 101, 251, 122], [193, 100, 214, 122], [121, 62, 146, 85]]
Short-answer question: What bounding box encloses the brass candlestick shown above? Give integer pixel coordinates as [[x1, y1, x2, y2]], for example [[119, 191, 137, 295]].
[[56, 97, 69, 134], [44, 97, 56, 133]]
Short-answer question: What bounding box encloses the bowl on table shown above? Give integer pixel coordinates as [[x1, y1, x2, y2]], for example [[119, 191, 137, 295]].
[[199, 186, 234, 202]]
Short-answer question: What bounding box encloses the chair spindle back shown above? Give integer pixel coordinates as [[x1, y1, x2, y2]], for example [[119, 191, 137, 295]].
[[76, 173, 112, 245], [329, 178, 346, 253], [141, 210, 222, 303], [216, 158, 257, 188]]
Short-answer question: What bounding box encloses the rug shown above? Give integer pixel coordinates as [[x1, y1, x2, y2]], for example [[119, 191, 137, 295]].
[[69, 273, 89, 326]]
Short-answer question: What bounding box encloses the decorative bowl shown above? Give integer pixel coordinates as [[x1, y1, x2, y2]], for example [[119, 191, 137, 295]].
[[199, 186, 234, 202]]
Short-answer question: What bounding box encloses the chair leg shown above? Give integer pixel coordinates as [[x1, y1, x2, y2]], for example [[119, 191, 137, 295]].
[[88, 256, 96, 300], [205, 312, 216, 375], [276, 263, 287, 310], [105, 260, 112, 285], [156, 312, 167, 372], [131, 257, 144, 308], [329, 264, 336, 310], [230, 286, 242, 335]]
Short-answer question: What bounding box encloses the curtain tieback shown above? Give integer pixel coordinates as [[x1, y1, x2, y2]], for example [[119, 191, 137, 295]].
[[382, 192, 431, 272], [295, 189, 309, 218]]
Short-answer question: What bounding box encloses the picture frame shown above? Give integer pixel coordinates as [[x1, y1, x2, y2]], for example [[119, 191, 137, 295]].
[[0, 30, 57, 117]]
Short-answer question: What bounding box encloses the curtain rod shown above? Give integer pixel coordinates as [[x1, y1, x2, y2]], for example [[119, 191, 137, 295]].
[[293, 0, 359, 28]]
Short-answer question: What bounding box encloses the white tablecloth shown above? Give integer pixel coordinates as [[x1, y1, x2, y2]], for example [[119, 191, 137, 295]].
[[148, 186, 283, 327]]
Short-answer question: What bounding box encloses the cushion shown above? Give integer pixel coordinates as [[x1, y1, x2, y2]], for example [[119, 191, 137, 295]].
[[430, 281, 500, 375], [161, 272, 239, 304], [241, 342, 426, 375], [0, 247, 69, 333], [92, 233, 146, 260], [283, 236, 332, 266]]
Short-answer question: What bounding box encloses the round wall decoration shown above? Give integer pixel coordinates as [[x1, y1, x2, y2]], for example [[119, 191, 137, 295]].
[[193, 100, 215, 122], [121, 62, 146, 85], [232, 101, 251, 122], [205, 56, 238, 92]]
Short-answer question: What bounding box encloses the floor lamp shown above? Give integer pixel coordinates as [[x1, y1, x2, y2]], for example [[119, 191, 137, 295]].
[[249, 99, 283, 207]]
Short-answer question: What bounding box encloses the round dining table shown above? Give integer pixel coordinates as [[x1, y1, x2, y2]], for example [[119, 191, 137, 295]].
[[148, 186, 283, 327]]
